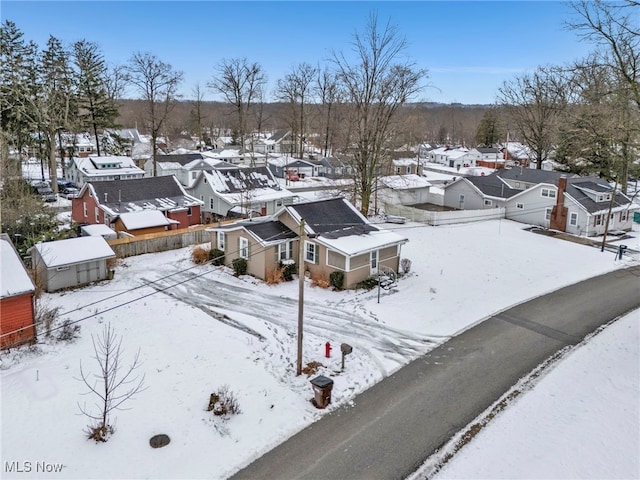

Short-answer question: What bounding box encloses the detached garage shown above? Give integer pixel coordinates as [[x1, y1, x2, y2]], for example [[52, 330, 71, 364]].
[[30, 237, 116, 292], [1, 234, 37, 349]]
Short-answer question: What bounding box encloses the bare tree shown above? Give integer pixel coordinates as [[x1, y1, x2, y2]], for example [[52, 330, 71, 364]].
[[276, 63, 318, 158], [208, 58, 266, 154], [332, 12, 426, 215], [126, 52, 183, 175], [78, 323, 146, 442], [315, 67, 342, 157], [498, 66, 567, 169], [189, 82, 207, 148], [566, 0, 639, 190]]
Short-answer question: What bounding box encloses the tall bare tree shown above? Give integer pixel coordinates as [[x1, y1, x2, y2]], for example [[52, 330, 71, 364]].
[[332, 12, 426, 215], [566, 0, 639, 190], [276, 63, 318, 158], [498, 66, 567, 169], [189, 82, 207, 148], [208, 58, 266, 154], [126, 52, 183, 175], [315, 67, 342, 157]]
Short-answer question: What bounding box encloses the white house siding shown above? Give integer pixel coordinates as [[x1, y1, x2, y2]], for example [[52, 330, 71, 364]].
[[505, 187, 557, 227], [443, 181, 485, 210]]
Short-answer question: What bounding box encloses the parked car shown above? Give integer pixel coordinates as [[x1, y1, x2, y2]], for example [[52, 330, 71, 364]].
[[37, 186, 57, 202], [286, 170, 300, 182], [63, 187, 80, 199]]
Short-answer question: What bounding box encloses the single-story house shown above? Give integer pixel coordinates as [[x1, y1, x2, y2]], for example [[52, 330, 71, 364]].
[[1, 234, 36, 349], [72, 175, 203, 230], [208, 197, 408, 289], [29, 236, 116, 292], [378, 174, 432, 206], [443, 168, 640, 236], [191, 166, 297, 223]]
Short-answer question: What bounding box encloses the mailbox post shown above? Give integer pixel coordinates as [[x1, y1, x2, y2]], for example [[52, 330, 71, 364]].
[[341, 343, 353, 371]]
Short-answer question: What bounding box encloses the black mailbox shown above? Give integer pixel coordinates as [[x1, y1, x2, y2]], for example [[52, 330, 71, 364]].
[[341, 343, 353, 355]]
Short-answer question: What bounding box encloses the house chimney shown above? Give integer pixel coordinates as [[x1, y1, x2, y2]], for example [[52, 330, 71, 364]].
[[550, 175, 568, 232]]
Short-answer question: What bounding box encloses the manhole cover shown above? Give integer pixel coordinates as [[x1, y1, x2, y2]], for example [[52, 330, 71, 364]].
[[149, 434, 170, 448]]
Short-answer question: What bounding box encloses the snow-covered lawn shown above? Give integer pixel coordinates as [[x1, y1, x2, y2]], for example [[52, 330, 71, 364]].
[[1, 219, 638, 479]]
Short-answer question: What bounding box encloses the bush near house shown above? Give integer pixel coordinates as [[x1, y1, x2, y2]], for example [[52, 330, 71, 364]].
[[329, 271, 345, 290], [356, 276, 379, 291], [191, 246, 210, 264], [210, 248, 225, 266], [279, 261, 297, 281], [232, 258, 248, 276]]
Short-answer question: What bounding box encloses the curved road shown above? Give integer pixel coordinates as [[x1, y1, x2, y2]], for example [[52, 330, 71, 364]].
[[230, 266, 640, 480]]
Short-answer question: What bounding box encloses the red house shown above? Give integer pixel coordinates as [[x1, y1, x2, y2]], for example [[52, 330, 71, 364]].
[[72, 175, 203, 234], [1, 234, 36, 349]]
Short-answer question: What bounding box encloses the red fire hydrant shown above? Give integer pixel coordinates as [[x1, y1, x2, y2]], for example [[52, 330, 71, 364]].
[[325, 342, 332, 358]]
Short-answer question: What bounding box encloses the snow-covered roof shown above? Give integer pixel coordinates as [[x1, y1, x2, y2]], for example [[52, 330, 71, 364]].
[[0, 234, 35, 298], [81, 224, 117, 237], [32, 237, 115, 268], [379, 174, 432, 190], [320, 226, 408, 257], [119, 210, 175, 230], [69, 155, 144, 178]]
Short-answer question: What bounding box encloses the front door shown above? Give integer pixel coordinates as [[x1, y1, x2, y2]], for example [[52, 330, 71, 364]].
[[370, 250, 378, 276]]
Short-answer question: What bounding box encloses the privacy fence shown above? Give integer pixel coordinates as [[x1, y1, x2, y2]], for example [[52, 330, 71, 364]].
[[384, 203, 505, 226], [107, 225, 212, 258]]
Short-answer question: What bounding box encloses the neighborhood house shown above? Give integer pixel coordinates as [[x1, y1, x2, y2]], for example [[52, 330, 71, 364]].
[[209, 197, 408, 289]]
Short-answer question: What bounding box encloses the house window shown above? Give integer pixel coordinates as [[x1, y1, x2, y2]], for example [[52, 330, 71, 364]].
[[191, 171, 197, 179], [598, 195, 604, 202], [305, 241, 317, 263], [395, 167, 401, 174], [276, 199, 283, 207], [545, 208, 552, 221], [56, 266, 70, 271], [621, 210, 628, 222], [595, 214, 603, 226], [278, 241, 293, 261], [371, 250, 378, 270], [570, 212, 578, 226], [209, 197, 214, 210], [516, 203, 524, 209], [406, 166, 411, 174], [83, 202, 88, 217], [95, 207, 100, 223], [515, 182, 520, 188], [541, 188, 556, 198], [217, 232, 225, 251], [239, 237, 249, 259], [484, 199, 492, 207], [187, 207, 192, 216]]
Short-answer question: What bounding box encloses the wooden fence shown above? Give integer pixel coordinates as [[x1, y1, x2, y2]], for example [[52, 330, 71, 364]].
[[107, 225, 212, 258]]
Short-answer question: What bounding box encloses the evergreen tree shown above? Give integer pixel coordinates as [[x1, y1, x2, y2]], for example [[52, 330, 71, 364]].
[[73, 40, 119, 157], [474, 108, 503, 147]]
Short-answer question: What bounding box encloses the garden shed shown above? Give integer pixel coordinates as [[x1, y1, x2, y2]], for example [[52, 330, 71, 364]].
[[30, 237, 116, 292]]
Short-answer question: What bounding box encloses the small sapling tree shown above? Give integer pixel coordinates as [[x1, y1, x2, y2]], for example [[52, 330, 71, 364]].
[[78, 323, 146, 442]]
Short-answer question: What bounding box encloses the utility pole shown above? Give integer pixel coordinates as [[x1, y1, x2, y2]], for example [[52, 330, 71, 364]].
[[296, 219, 305, 376], [600, 179, 618, 253]]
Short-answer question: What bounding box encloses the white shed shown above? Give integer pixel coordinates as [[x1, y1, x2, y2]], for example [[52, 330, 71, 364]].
[[30, 237, 116, 292]]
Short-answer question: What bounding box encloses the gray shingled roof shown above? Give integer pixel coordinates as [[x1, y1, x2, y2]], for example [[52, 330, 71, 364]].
[[243, 221, 297, 243], [496, 168, 577, 184], [288, 198, 377, 237], [89, 176, 199, 213], [467, 175, 519, 198], [566, 178, 630, 214], [154, 153, 204, 166]]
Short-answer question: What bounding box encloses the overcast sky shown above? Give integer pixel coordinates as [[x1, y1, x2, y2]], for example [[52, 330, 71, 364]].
[[4, 1, 597, 105]]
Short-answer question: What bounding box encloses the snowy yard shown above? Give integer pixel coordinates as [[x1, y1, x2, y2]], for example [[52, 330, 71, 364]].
[[1, 218, 638, 479]]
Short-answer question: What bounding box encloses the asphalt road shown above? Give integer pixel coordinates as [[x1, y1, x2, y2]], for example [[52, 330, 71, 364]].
[[230, 266, 640, 480]]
